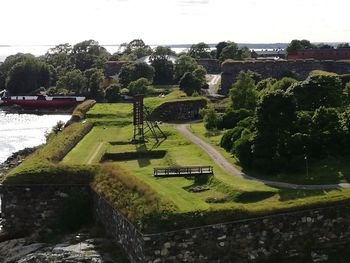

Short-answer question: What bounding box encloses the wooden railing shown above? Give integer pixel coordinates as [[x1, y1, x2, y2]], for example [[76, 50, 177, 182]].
[[153, 166, 213, 177]]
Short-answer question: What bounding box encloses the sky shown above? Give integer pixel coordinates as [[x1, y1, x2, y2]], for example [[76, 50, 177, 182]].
[[0, 0, 349, 45]]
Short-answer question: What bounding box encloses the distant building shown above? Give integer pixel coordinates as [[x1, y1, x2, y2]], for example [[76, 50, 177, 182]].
[[288, 48, 350, 60]]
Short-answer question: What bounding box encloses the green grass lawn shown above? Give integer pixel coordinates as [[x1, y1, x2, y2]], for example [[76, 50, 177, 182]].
[[62, 106, 350, 224], [11, 96, 350, 231], [189, 122, 350, 185]]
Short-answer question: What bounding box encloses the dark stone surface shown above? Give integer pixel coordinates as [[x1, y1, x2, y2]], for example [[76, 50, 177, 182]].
[[0, 185, 91, 237], [93, 192, 145, 263], [149, 99, 207, 122], [219, 60, 350, 95], [3, 184, 350, 262]]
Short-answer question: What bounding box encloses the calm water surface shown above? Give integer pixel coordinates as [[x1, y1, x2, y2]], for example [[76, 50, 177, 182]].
[[0, 110, 71, 163]]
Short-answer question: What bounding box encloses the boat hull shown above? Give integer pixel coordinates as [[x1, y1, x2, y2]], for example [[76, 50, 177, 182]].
[[0, 96, 85, 109]]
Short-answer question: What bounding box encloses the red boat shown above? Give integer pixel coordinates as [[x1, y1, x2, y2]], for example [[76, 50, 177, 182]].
[[0, 91, 85, 109]]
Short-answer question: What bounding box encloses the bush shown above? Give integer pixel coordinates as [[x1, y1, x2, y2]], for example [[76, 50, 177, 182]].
[[233, 134, 253, 167], [219, 108, 253, 129], [220, 127, 244, 151], [128, 77, 152, 96], [203, 107, 221, 130], [105, 83, 121, 102]]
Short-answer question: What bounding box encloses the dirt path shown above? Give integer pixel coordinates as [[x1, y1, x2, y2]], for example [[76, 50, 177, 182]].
[[86, 142, 104, 164], [176, 123, 350, 190]]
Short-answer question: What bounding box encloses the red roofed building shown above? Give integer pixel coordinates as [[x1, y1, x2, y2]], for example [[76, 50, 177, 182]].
[[288, 48, 350, 60]]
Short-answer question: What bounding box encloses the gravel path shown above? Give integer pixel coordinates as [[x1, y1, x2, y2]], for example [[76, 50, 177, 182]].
[[176, 123, 350, 190]]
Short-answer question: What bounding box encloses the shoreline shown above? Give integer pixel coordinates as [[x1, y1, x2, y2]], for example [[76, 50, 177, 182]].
[[0, 106, 73, 115]]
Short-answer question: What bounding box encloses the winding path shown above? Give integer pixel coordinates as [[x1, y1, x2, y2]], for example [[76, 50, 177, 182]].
[[176, 123, 350, 190]]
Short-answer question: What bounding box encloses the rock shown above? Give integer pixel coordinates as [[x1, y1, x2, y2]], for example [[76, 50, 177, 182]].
[[164, 242, 171, 249], [160, 248, 168, 256]]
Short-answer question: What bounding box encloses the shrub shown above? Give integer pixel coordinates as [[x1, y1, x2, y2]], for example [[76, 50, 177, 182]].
[[128, 77, 151, 96], [219, 108, 253, 129], [203, 107, 221, 130], [220, 127, 244, 151], [104, 83, 121, 102]]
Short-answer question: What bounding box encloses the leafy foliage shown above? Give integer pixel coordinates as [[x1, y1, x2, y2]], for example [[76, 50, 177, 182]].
[[230, 71, 258, 111], [119, 62, 155, 87]]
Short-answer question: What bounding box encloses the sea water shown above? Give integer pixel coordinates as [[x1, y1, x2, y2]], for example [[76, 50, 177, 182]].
[[0, 110, 71, 163]]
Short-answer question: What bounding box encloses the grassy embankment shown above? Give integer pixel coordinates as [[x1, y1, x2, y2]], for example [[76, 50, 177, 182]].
[[5, 89, 350, 232], [62, 100, 350, 232]]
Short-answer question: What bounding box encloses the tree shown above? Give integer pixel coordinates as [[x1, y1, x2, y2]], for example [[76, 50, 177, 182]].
[[105, 83, 121, 102], [316, 43, 334, 49], [310, 107, 341, 156], [219, 43, 250, 61], [256, 77, 277, 91], [253, 90, 296, 171], [84, 68, 104, 101], [188, 42, 211, 59], [203, 107, 221, 130], [44, 43, 73, 78], [287, 75, 344, 110], [149, 46, 175, 84], [193, 66, 207, 88], [71, 40, 110, 71], [286, 39, 316, 53], [337, 43, 350, 49], [230, 71, 258, 110], [123, 39, 152, 59], [216, 41, 230, 59], [6, 57, 51, 95], [219, 43, 239, 61], [56, 69, 87, 94], [127, 78, 152, 96], [174, 55, 198, 81], [179, 72, 202, 96], [118, 62, 155, 87]]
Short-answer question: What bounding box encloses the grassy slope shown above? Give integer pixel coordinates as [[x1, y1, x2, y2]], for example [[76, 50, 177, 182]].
[[189, 122, 350, 185], [63, 106, 350, 223]]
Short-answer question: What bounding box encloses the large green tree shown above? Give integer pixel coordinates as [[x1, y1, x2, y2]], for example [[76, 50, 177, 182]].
[[149, 46, 175, 84], [123, 39, 152, 59], [188, 42, 211, 59], [179, 72, 202, 96], [56, 69, 87, 94], [287, 75, 344, 111], [44, 43, 74, 78], [230, 71, 258, 110], [6, 57, 51, 95], [71, 40, 110, 71], [174, 55, 198, 81], [84, 68, 104, 100], [118, 62, 155, 87], [286, 39, 316, 53]]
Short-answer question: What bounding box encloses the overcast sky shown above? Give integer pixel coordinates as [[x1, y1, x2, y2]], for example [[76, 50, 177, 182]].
[[1, 0, 349, 45]]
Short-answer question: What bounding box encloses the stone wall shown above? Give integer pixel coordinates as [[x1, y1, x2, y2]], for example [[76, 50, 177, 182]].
[[92, 191, 145, 262], [142, 202, 350, 262], [3, 183, 350, 262], [149, 99, 207, 122], [219, 60, 350, 95], [0, 185, 91, 236], [196, 59, 221, 74]]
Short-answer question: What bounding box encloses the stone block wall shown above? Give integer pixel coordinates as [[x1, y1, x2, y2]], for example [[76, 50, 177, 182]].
[[3, 183, 350, 262], [219, 60, 350, 95], [142, 203, 350, 262], [92, 192, 145, 262], [196, 59, 221, 74], [0, 185, 91, 236], [149, 99, 207, 122]]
